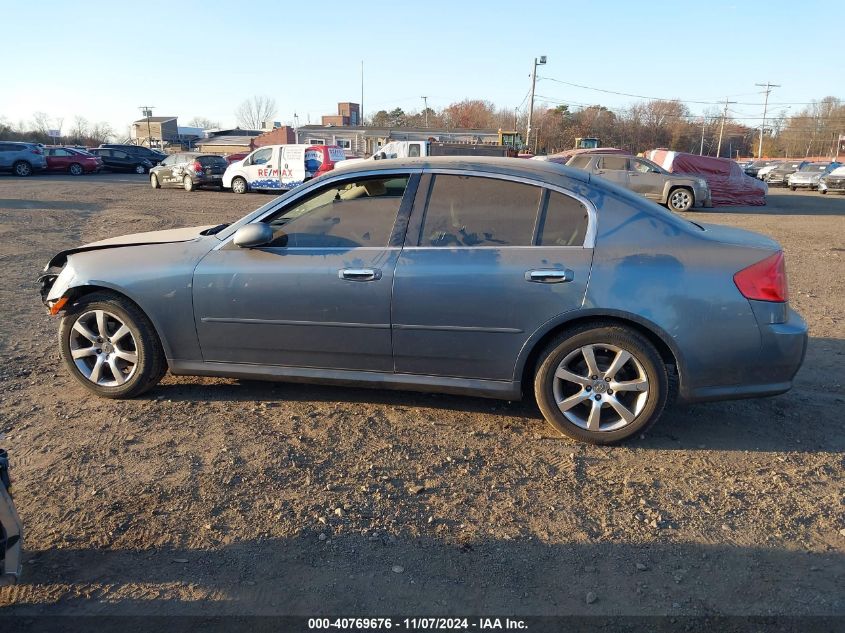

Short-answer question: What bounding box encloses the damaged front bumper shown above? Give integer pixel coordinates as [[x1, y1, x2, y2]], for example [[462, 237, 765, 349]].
[[0, 449, 23, 586]]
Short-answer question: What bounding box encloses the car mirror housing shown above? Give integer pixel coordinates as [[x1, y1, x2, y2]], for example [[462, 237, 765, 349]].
[[233, 224, 273, 248]]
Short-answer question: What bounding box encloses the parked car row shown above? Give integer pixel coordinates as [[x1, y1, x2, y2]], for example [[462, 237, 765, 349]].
[[742, 159, 842, 192], [0, 141, 168, 176]]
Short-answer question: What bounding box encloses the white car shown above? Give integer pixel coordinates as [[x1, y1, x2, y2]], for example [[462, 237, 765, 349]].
[[756, 163, 780, 181]]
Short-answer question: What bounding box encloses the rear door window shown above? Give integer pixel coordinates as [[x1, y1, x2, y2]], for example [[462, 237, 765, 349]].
[[536, 191, 589, 247], [418, 175, 542, 247], [599, 156, 628, 170]]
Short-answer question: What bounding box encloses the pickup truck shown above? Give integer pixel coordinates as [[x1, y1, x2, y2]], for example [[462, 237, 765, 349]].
[[0, 449, 22, 586], [337, 140, 514, 169]]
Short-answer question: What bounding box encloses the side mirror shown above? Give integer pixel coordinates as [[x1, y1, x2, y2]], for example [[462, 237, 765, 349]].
[[233, 224, 273, 248]]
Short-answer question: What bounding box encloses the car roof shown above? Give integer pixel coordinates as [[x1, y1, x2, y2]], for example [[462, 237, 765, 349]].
[[334, 156, 591, 185]]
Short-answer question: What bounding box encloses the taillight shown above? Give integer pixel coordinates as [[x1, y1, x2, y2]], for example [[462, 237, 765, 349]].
[[734, 251, 788, 302]]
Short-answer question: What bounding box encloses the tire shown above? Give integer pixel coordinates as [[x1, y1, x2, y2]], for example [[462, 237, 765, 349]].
[[150, 173, 160, 189], [134, 163, 146, 175], [533, 324, 668, 445], [231, 176, 247, 194], [58, 291, 167, 399], [819, 189, 827, 195], [12, 161, 32, 177], [68, 163, 83, 176], [667, 187, 694, 212], [790, 186, 796, 191], [183, 175, 194, 192]]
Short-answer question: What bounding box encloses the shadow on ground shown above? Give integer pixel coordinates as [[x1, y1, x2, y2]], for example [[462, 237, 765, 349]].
[[142, 337, 844, 454], [3, 538, 842, 617]]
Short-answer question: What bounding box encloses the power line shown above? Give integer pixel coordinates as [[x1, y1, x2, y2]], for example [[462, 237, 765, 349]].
[[536, 75, 835, 107]]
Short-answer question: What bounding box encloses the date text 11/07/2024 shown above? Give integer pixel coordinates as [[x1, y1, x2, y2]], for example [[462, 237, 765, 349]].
[[307, 618, 528, 630]]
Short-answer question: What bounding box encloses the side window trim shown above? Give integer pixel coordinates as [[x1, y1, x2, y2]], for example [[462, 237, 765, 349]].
[[403, 169, 596, 249]]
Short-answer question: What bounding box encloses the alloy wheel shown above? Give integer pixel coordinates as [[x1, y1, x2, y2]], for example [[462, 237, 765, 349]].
[[670, 189, 692, 211], [552, 343, 649, 432], [68, 309, 138, 386]]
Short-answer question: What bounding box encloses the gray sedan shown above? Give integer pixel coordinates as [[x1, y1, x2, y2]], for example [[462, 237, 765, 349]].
[[39, 157, 807, 444]]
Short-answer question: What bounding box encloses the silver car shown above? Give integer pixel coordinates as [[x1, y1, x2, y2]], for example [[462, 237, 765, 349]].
[[39, 157, 807, 444], [787, 161, 842, 190]]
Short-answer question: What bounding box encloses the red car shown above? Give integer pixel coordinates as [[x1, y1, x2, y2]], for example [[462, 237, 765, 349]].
[[44, 147, 102, 175], [225, 151, 250, 165]]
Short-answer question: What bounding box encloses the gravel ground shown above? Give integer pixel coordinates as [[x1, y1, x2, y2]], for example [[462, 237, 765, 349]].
[[0, 173, 842, 617]]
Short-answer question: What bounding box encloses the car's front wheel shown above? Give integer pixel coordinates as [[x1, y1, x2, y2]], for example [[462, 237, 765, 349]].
[[150, 173, 160, 188], [183, 175, 194, 192], [231, 176, 247, 194], [58, 291, 167, 398], [667, 187, 694, 212], [13, 161, 32, 177], [534, 324, 668, 444], [134, 164, 146, 175], [69, 163, 83, 176]]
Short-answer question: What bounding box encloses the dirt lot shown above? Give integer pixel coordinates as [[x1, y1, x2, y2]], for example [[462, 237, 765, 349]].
[[0, 173, 842, 618]]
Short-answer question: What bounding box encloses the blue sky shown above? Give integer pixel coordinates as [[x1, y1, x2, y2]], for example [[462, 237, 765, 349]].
[[2, 0, 842, 135]]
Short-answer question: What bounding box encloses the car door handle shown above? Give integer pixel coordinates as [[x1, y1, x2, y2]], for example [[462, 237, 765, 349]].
[[525, 269, 574, 283], [339, 268, 382, 281]]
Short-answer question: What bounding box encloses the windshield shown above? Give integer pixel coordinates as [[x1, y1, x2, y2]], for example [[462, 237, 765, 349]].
[[800, 164, 828, 172]]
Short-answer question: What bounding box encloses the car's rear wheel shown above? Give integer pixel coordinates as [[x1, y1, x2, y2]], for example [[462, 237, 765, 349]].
[[790, 186, 797, 191], [150, 173, 160, 188], [667, 187, 694, 212], [13, 161, 32, 177], [820, 189, 827, 195], [58, 291, 167, 399], [231, 177, 247, 194], [534, 324, 668, 445], [68, 163, 83, 176], [134, 164, 146, 175], [183, 176, 194, 192]]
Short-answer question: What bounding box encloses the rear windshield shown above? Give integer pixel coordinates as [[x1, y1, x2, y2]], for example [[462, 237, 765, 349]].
[[198, 156, 228, 167]]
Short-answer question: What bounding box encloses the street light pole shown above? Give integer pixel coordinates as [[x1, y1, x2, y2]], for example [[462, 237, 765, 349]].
[[755, 81, 780, 159], [525, 55, 546, 153], [139, 106, 154, 147]]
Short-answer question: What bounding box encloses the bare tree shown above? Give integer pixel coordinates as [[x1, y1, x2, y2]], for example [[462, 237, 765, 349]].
[[89, 122, 114, 144], [188, 116, 220, 129], [31, 111, 51, 135], [235, 96, 277, 129]]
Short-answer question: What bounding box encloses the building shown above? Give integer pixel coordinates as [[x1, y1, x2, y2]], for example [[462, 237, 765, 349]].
[[131, 116, 178, 147], [295, 124, 501, 157], [193, 128, 264, 154], [322, 102, 361, 127]]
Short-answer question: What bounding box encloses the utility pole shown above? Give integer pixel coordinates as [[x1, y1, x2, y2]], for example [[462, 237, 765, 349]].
[[699, 118, 706, 155], [421, 96, 429, 128], [360, 61, 364, 126], [525, 55, 546, 153], [755, 81, 780, 158], [716, 97, 736, 158], [139, 106, 154, 147]]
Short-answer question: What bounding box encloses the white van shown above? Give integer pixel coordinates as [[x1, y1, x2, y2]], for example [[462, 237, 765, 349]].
[[223, 144, 345, 194]]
